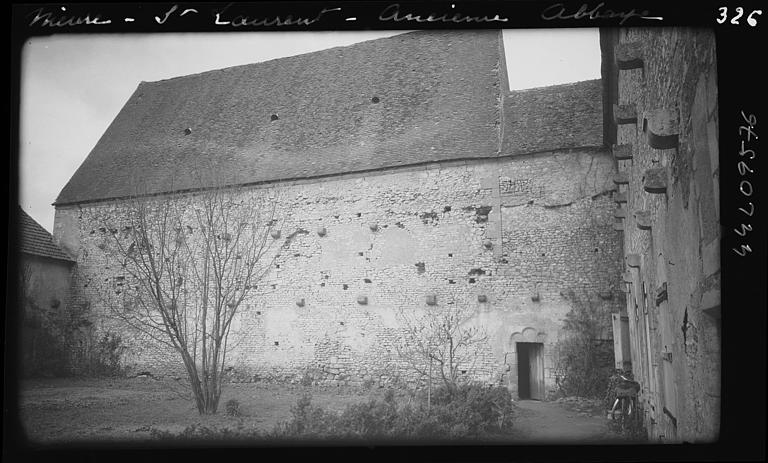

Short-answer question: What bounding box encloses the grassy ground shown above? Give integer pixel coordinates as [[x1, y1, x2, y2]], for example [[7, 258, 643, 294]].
[[17, 377, 393, 444], [15, 377, 626, 446]]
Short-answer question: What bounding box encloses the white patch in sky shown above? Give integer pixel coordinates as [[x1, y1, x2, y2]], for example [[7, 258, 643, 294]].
[[503, 29, 600, 90]]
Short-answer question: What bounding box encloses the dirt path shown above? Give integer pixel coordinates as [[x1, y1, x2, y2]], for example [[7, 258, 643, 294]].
[[512, 400, 626, 444]]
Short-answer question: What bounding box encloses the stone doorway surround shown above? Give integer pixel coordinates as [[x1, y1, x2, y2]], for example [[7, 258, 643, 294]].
[[506, 327, 549, 400]]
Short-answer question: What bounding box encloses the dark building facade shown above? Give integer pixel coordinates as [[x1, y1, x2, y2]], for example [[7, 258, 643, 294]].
[[601, 28, 720, 443], [18, 207, 77, 375]]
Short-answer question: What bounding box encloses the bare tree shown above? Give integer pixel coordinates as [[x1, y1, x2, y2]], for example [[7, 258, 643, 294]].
[[92, 178, 281, 414], [396, 303, 488, 406]]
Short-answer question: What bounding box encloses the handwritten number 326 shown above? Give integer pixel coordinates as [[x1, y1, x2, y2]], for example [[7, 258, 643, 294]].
[[717, 7, 762, 26]]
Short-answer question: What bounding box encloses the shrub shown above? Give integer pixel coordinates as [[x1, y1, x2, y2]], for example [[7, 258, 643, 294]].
[[271, 384, 515, 441], [554, 337, 614, 398], [553, 290, 615, 398], [225, 399, 241, 417], [149, 423, 255, 442], [270, 394, 338, 438], [148, 385, 517, 442], [84, 331, 127, 377], [298, 367, 321, 386], [428, 384, 515, 435], [395, 304, 489, 395]]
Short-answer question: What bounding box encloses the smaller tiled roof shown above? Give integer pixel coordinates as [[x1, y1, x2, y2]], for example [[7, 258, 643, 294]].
[[18, 207, 75, 262], [502, 79, 603, 156]]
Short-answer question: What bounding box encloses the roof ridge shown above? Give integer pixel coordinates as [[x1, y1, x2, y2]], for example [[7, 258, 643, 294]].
[[508, 78, 601, 93], [145, 31, 417, 86]]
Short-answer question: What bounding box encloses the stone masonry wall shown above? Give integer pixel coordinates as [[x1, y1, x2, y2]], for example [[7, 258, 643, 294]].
[[54, 148, 623, 394], [610, 28, 719, 442]]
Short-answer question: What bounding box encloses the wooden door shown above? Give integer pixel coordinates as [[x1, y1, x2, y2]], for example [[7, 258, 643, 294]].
[[529, 343, 545, 400], [658, 294, 678, 432], [612, 313, 632, 370]]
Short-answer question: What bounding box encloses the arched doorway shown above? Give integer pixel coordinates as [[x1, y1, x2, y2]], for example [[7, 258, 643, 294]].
[[516, 342, 545, 400]]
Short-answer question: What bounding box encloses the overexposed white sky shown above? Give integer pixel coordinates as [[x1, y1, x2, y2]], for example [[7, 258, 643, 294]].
[[20, 29, 601, 232]]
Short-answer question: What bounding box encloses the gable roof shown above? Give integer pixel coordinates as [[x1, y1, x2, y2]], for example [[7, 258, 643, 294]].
[[55, 30, 507, 205], [18, 208, 75, 262]]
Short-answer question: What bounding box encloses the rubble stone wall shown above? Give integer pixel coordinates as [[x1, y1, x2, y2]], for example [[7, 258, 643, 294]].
[[54, 148, 623, 393]]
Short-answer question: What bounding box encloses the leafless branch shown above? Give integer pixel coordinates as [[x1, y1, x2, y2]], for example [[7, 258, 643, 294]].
[[89, 169, 281, 414]]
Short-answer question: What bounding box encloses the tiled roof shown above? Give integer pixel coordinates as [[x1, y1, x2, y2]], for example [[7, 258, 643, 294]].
[[55, 30, 507, 205], [18, 208, 75, 262], [502, 79, 603, 155]]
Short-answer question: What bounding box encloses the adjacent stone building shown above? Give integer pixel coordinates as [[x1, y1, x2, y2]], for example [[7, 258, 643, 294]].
[[18, 207, 77, 376], [53, 30, 626, 398], [601, 28, 720, 443]]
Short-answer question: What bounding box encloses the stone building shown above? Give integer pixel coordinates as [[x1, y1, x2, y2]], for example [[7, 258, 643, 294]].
[[53, 30, 625, 398], [601, 28, 720, 443], [17, 207, 77, 375]]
